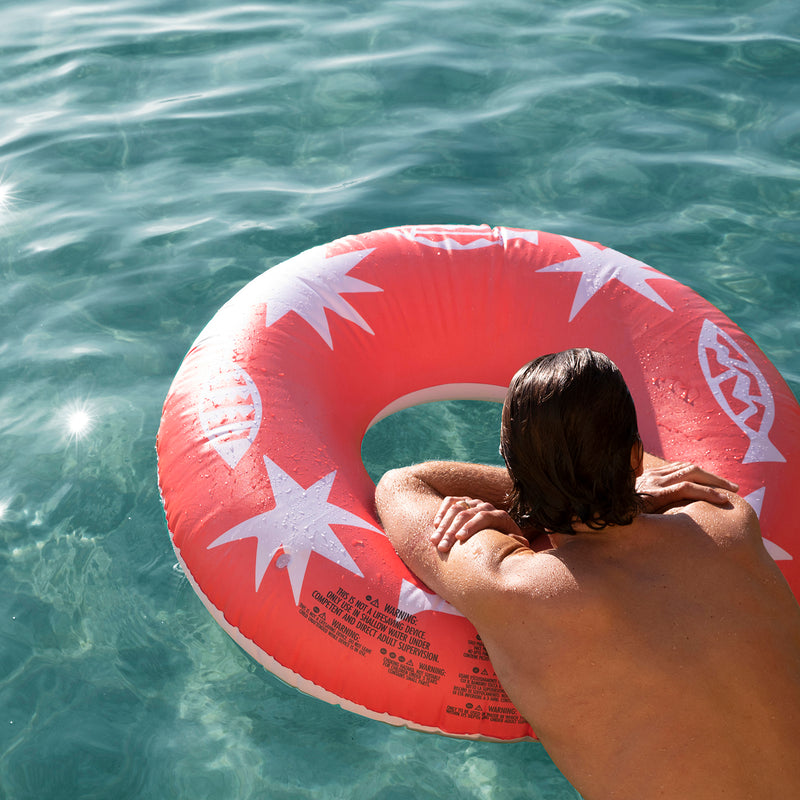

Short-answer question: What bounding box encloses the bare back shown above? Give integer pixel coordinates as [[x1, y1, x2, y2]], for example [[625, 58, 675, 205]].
[[475, 498, 800, 800]]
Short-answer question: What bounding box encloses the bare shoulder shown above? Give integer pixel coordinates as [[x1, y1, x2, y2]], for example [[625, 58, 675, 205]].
[[664, 489, 762, 549], [439, 532, 578, 625], [375, 461, 587, 625]]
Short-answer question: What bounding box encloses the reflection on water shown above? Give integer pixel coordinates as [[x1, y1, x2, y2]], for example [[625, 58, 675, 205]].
[[1, 0, 798, 797]]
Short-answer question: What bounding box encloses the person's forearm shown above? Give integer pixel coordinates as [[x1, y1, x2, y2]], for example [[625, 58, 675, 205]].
[[375, 461, 548, 555], [375, 461, 520, 576], [395, 461, 513, 509]]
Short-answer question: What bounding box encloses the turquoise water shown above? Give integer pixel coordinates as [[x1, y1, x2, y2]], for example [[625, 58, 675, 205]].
[[1, 0, 799, 797]]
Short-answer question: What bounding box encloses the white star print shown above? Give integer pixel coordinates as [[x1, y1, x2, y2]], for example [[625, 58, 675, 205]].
[[537, 236, 676, 321], [499, 228, 541, 247], [403, 225, 540, 250], [253, 246, 381, 348], [743, 487, 792, 561], [207, 456, 381, 603], [398, 579, 463, 618]]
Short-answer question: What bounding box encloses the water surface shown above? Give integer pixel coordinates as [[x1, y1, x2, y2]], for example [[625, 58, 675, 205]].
[[1, 1, 798, 797]]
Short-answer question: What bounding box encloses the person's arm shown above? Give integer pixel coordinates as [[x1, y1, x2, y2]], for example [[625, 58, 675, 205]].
[[387, 460, 513, 507], [376, 460, 541, 551], [376, 455, 743, 586], [636, 456, 739, 513], [374, 462, 534, 613], [635, 455, 768, 550]]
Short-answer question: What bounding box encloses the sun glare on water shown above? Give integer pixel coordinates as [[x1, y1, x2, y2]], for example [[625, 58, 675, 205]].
[[68, 409, 92, 436], [63, 401, 95, 443], [0, 176, 16, 220]]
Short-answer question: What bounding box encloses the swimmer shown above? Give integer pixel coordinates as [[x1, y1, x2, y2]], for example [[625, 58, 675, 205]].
[[376, 348, 800, 800]]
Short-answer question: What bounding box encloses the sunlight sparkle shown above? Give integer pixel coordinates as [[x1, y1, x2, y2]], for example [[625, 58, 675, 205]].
[[68, 410, 92, 436], [0, 176, 16, 219], [62, 400, 95, 442]]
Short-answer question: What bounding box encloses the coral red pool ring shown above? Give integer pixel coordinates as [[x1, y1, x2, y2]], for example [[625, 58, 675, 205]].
[[157, 224, 800, 740]]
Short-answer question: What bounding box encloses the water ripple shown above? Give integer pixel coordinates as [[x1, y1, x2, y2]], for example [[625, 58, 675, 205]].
[[1, 0, 798, 797]]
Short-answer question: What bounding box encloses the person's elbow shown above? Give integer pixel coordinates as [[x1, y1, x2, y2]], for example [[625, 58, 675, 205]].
[[374, 466, 431, 552], [375, 465, 401, 490], [374, 468, 406, 525]]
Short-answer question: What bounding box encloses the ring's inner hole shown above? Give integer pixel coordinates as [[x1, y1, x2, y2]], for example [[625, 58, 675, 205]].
[[362, 400, 504, 485]]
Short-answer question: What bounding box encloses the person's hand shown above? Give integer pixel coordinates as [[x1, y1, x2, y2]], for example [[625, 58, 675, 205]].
[[431, 496, 526, 552], [637, 462, 739, 513]]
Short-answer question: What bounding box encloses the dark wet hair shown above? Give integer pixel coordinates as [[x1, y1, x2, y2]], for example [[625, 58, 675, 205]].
[[500, 349, 643, 534]]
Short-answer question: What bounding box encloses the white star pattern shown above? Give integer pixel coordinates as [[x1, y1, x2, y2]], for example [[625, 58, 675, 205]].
[[743, 487, 792, 561], [499, 228, 541, 247], [207, 456, 381, 603], [398, 579, 463, 618], [403, 225, 540, 250], [255, 246, 381, 348], [538, 236, 676, 321]]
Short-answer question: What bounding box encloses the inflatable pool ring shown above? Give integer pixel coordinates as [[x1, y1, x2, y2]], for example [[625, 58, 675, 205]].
[[157, 224, 800, 741]]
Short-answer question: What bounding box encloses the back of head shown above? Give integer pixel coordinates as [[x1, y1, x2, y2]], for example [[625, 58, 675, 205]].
[[500, 348, 642, 534]]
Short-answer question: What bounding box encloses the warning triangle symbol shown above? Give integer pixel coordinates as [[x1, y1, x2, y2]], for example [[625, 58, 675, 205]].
[[407, 660, 414, 668], [369, 597, 379, 607], [319, 611, 327, 621], [481, 668, 489, 675]]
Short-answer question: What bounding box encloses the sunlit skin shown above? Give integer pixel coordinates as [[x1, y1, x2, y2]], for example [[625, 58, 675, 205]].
[[376, 453, 800, 799]]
